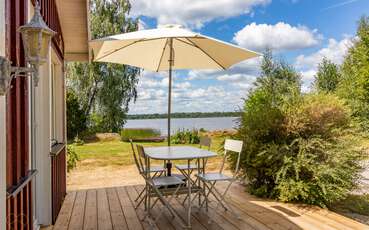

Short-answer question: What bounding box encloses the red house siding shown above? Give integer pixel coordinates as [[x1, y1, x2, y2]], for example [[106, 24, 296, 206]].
[[5, 0, 66, 228], [5, 0, 32, 229]]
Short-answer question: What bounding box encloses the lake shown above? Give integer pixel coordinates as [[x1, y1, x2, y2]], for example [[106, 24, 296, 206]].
[[125, 117, 240, 135]]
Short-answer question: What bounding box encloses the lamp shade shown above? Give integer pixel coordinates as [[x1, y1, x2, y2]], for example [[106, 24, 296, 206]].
[[18, 1, 55, 66]]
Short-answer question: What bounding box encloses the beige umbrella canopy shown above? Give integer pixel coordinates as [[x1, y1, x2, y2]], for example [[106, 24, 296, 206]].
[[90, 24, 260, 145]]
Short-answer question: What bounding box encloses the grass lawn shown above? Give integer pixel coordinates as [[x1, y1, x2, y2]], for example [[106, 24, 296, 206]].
[[72, 133, 227, 170]]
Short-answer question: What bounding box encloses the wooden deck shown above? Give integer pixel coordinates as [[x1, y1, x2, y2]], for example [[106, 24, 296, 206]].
[[52, 183, 368, 230]]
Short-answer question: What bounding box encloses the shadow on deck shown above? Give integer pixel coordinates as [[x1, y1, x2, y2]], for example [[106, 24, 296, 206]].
[[51, 183, 368, 230]]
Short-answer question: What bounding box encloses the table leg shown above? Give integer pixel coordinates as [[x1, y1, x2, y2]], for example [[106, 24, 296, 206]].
[[148, 157, 151, 216], [166, 161, 172, 176], [198, 159, 201, 207], [203, 158, 208, 212], [187, 159, 191, 228]]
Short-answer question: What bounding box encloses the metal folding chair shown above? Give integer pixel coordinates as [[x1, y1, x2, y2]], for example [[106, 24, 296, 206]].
[[129, 140, 166, 209], [175, 136, 211, 172], [136, 145, 187, 228], [175, 136, 211, 204], [196, 139, 243, 220]]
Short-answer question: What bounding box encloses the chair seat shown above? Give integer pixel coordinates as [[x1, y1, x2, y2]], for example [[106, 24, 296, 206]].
[[172, 173, 186, 181], [152, 176, 185, 187], [196, 173, 232, 182], [145, 166, 166, 173], [175, 164, 198, 170]]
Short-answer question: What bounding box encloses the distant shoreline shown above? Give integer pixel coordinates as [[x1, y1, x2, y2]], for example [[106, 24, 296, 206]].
[[127, 112, 241, 120]]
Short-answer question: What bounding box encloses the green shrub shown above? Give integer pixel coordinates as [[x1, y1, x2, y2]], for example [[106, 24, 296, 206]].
[[73, 135, 85, 146], [171, 129, 200, 144], [121, 128, 162, 142], [234, 92, 363, 207], [67, 145, 79, 172]]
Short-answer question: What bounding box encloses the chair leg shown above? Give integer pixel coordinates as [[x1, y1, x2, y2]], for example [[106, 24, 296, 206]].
[[210, 181, 240, 221], [136, 171, 164, 205], [135, 193, 146, 209], [150, 184, 186, 227], [135, 186, 146, 202], [199, 181, 216, 209]]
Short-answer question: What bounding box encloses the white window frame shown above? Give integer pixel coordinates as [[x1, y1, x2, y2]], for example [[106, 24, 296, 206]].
[[50, 62, 57, 144], [0, 0, 7, 228]]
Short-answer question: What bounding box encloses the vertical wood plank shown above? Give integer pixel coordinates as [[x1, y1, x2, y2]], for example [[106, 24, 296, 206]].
[[116, 187, 143, 230], [68, 190, 86, 230], [124, 186, 152, 230], [97, 189, 112, 230], [83, 190, 98, 230], [107, 187, 128, 230], [54, 191, 77, 230]]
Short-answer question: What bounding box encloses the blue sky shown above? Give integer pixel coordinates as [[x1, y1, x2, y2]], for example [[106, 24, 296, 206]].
[[128, 0, 369, 114]]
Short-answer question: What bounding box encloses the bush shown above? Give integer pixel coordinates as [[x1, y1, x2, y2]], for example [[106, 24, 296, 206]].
[[73, 136, 85, 146], [234, 92, 363, 207], [121, 128, 163, 142], [67, 145, 79, 172], [171, 129, 200, 144]]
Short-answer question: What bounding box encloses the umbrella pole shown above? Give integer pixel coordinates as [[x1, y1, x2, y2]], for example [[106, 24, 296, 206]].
[[166, 38, 174, 176], [168, 38, 173, 147]]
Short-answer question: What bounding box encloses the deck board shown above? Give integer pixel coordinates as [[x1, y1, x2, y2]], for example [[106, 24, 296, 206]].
[[52, 184, 369, 230], [83, 190, 98, 230]]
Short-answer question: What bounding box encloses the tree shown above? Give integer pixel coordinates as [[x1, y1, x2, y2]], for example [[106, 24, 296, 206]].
[[233, 52, 362, 207], [66, 0, 140, 133], [66, 90, 87, 140], [256, 50, 301, 107], [337, 16, 369, 127], [314, 58, 341, 92]]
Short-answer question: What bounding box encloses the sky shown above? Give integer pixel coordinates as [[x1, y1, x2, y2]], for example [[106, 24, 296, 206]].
[[127, 0, 369, 114]]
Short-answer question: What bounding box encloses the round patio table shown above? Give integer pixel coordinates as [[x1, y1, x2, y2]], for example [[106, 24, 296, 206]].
[[144, 146, 217, 229]]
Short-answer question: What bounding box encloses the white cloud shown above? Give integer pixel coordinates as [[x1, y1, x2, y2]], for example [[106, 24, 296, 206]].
[[295, 37, 353, 70], [217, 73, 257, 83], [234, 22, 322, 51], [130, 0, 270, 28], [300, 70, 316, 81]]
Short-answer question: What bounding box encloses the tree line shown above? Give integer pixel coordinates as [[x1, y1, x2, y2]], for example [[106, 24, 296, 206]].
[[127, 112, 242, 120]]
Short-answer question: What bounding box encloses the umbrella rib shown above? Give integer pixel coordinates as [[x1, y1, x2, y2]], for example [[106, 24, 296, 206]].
[[182, 38, 227, 70], [94, 37, 164, 61], [156, 38, 169, 72]]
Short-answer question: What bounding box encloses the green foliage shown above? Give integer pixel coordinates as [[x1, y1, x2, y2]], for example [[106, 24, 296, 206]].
[[67, 145, 79, 172], [314, 58, 341, 92], [66, 0, 140, 134], [66, 90, 87, 140], [337, 16, 369, 129], [330, 194, 369, 216], [233, 52, 363, 207], [171, 129, 200, 144], [73, 136, 85, 146], [120, 128, 162, 142]]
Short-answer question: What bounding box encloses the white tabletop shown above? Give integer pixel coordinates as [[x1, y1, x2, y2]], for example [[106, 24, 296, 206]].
[[144, 146, 217, 160]]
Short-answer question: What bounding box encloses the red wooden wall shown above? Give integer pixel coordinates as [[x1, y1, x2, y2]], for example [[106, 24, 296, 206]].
[[5, 0, 65, 228], [51, 146, 66, 223], [5, 0, 32, 229]]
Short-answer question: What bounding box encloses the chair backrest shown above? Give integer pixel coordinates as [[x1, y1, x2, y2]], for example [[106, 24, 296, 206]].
[[136, 144, 148, 173], [220, 139, 243, 175], [129, 140, 144, 174], [199, 136, 211, 150]]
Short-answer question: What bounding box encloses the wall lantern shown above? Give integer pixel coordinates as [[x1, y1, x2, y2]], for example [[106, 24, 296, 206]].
[[0, 1, 55, 96]]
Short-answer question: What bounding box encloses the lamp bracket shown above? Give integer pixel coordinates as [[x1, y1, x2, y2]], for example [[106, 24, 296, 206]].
[[0, 56, 36, 96]]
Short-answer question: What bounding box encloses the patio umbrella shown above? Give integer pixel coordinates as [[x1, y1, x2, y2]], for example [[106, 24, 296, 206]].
[[89, 24, 260, 146]]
